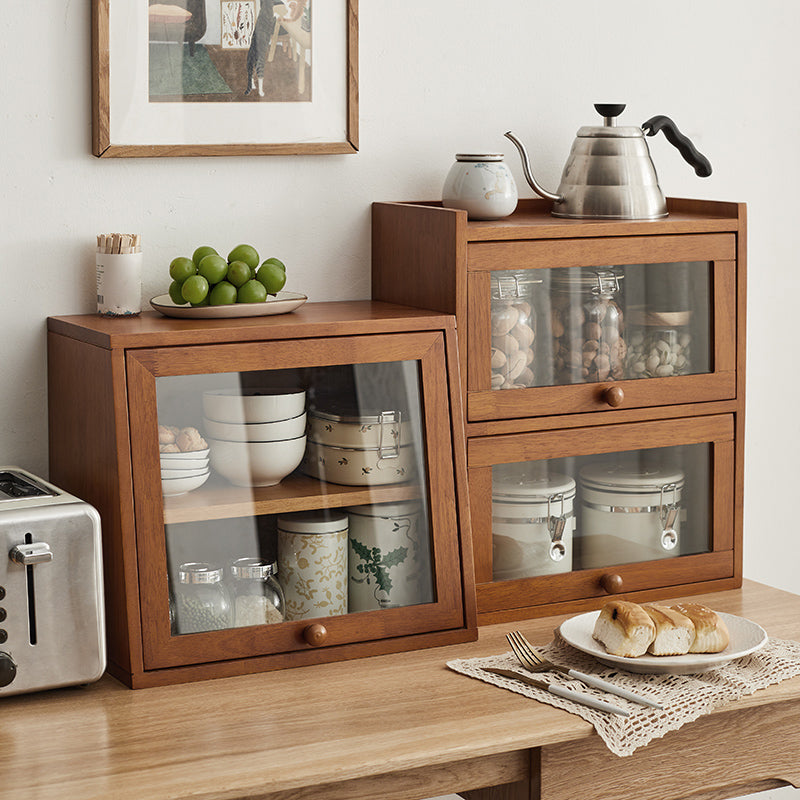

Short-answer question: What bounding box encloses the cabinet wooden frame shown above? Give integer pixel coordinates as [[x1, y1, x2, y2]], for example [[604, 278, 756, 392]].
[[47, 302, 477, 687], [372, 198, 747, 622], [128, 332, 465, 669], [469, 414, 735, 620]]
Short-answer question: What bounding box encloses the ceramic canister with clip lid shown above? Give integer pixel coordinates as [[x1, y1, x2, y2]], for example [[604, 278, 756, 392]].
[[491, 465, 576, 580], [577, 462, 684, 569]]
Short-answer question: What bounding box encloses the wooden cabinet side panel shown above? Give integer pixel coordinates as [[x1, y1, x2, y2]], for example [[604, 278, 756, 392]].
[[372, 202, 465, 313], [47, 333, 142, 677]]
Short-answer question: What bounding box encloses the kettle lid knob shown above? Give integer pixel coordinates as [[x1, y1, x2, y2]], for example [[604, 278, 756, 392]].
[[594, 104, 627, 126], [594, 103, 626, 118]]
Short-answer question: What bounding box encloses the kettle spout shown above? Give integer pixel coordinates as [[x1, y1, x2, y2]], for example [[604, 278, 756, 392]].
[[504, 131, 563, 204]]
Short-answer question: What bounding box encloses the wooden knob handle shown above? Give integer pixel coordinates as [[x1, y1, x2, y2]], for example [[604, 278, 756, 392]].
[[600, 573, 624, 594], [603, 386, 625, 407], [303, 623, 328, 647]]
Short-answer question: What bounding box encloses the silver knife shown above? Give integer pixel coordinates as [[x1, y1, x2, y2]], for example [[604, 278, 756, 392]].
[[483, 667, 630, 716], [546, 665, 663, 710]]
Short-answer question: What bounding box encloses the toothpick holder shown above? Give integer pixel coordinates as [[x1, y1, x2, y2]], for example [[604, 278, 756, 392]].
[[96, 234, 142, 316]]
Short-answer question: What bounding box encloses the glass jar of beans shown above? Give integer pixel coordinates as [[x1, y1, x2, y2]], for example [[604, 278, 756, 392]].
[[174, 562, 232, 634], [490, 271, 539, 390]]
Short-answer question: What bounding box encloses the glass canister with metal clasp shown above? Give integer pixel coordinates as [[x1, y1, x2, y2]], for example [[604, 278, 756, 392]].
[[577, 462, 684, 569], [491, 463, 576, 580], [229, 557, 285, 627], [173, 562, 233, 634], [550, 268, 626, 385], [490, 271, 540, 390]]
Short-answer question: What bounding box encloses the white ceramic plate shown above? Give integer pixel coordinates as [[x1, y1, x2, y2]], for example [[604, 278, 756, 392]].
[[159, 448, 211, 460], [150, 291, 308, 319], [559, 610, 768, 674], [161, 470, 210, 496]]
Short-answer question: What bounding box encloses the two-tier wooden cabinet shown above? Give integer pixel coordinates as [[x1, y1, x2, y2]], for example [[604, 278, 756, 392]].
[[373, 198, 746, 623], [47, 301, 476, 687]]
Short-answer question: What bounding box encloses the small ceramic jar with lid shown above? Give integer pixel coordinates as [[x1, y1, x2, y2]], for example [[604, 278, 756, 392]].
[[577, 461, 684, 569], [173, 562, 233, 634], [442, 154, 518, 220], [229, 557, 285, 627], [491, 464, 575, 580]]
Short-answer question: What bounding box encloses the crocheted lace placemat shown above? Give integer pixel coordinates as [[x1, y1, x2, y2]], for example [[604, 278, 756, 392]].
[[447, 634, 800, 756]]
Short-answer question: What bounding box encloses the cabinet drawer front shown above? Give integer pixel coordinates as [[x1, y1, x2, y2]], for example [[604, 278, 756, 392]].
[[467, 243, 737, 422], [469, 415, 737, 619], [539, 700, 800, 800]]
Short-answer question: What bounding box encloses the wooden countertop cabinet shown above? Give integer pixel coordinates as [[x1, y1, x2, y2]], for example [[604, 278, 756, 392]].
[[47, 301, 477, 687], [372, 198, 747, 622]]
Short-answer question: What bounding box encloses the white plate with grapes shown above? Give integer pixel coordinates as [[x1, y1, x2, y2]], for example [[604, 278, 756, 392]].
[[150, 291, 308, 319]]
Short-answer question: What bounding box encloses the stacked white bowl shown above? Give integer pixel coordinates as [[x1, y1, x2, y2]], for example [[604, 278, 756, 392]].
[[202, 388, 307, 487], [160, 448, 211, 496]]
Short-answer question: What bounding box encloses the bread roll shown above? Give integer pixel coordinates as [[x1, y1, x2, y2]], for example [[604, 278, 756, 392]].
[[643, 604, 695, 656], [592, 600, 655, 657], [670, 602, 730, 653]]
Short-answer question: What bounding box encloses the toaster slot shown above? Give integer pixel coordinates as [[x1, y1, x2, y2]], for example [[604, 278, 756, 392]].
[[8, 533, 54, 646]]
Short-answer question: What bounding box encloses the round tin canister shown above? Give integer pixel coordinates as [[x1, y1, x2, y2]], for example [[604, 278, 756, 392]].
[[491, 467, 576, 580], [346, 501, 433, 611], [578, 462, 685, 569], [277, 511, 348, 620]]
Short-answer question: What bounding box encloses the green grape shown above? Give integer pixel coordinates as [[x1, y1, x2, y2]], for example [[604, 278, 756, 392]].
[[198, 254, 229, 285], [255, 261, 287, 295], [168, 280, 187, 305], [192, 245, 217, 267], [209, 281, 238, 306], [237, 279, 268, 304], [181, 274, 210, 305], [261, 257, 286, 273], [227, 244, 259, 271], [226, 260, 251, 288], [169, 257, 196, 284]]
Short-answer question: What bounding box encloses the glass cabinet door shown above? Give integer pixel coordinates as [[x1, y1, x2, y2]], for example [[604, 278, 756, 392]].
[[469, 414, 736, 615], [126, 332, 466, 669], [467, 233, 737, 421]]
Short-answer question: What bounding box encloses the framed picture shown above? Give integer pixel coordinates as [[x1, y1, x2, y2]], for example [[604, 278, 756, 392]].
[[92, 0, 358, 156]]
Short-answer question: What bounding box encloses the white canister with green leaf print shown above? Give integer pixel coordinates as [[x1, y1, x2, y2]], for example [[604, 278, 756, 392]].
[[346, 501, 433, 611], [277, 511, 348, 621]]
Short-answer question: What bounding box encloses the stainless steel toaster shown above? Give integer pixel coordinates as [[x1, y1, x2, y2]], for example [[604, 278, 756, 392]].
[[0, 467, 105, 696]]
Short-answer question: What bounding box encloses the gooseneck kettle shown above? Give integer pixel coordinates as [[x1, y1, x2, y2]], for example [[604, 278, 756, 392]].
[[505, 104, 712, 220]]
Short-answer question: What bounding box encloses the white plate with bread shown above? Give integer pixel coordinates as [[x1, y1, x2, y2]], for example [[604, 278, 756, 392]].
[[560, 601, 768, 674]]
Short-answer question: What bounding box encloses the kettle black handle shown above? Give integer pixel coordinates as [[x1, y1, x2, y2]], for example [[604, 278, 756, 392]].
[[642, 115, 712, 177]]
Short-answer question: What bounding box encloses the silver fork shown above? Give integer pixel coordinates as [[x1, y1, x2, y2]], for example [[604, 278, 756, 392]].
[[506, 630, 663, 710]]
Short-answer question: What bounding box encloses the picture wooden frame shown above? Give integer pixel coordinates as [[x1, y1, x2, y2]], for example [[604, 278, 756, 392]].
[[92, 0, 358, 157]]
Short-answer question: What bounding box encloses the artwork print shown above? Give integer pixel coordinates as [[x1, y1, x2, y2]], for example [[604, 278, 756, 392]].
[[148, 0, 312, 103], [92, 0, 356, 155]]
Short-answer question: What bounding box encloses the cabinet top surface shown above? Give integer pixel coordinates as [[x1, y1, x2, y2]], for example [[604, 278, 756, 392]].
[[47, 300, 456, 349], [0, 580, 796, 800], [375, 198, 745, 242]]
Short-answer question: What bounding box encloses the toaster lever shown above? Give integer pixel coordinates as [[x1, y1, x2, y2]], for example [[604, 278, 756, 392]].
[[9, 541, 53, 565]]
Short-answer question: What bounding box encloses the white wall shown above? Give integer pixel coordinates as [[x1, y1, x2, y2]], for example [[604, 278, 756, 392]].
[[2, 2, 798, 796]]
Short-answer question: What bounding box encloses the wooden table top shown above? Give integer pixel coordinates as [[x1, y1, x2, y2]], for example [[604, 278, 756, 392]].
[[3, 580, 799, 800]]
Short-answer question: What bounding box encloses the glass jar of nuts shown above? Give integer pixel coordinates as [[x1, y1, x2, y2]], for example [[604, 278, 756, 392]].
[[550, 268, 625, 384], [490, 272, 539, 390], [174, 562, 232, 634]]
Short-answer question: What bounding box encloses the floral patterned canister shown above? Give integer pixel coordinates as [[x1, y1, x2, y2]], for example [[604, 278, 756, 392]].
[[346, 501, 433, 612], [277, 511, 348, 621]]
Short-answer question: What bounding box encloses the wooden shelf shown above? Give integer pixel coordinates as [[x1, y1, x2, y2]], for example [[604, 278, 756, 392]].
[[162, 472, 423, 524]]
